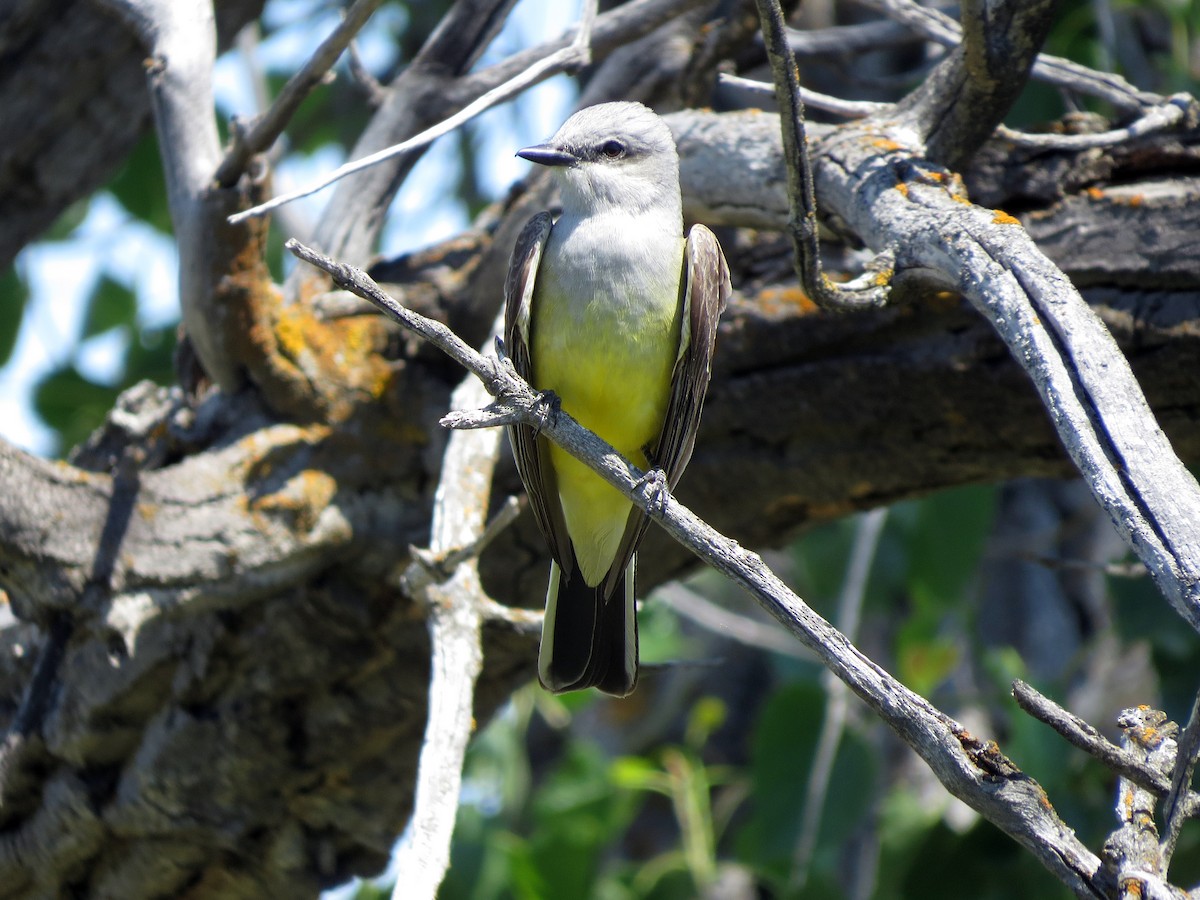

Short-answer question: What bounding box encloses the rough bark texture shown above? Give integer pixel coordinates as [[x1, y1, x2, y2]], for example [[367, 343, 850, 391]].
[[2, 2, 1200, 897]]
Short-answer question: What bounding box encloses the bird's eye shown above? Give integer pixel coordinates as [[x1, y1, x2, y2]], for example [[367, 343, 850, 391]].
[[600, 140, 625, 159]]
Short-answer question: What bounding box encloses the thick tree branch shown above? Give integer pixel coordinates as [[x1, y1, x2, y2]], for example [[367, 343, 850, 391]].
[[806, 110, 1200, 632], [895, 0, 1058, 169]]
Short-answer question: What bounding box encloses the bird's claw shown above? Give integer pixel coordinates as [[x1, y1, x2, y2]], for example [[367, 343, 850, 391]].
[[636, 467, 670, 516], [531, 390, 561, 435]]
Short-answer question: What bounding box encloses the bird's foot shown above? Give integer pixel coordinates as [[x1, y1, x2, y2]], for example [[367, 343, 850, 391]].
[[530, 390, 561, 435], [636, 467, 670, 516]]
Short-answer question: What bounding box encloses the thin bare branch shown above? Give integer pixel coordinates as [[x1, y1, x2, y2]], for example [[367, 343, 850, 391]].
[[391, 308, 508, 900], [230, 0, 598, 224], [753, 0, 890, 310], [995, 95, 1193, 150], [719, 72, 888, 119], [1160, 688, 1200, 862], [656, 583, 807, 659], [1013, 680, 1200, 811], [794, 508, 888, 890], [1107, 708, 1188, 899], [215, 0, 386, 187]]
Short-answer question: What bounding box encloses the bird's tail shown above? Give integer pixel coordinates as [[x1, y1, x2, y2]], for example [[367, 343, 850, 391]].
[[538, 557, 638, 697]]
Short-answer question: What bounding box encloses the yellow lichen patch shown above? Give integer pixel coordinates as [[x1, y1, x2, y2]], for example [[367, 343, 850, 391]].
[[992, 210, 1021, 225], [873, 138, 903, 152], [950, 191, 973, 206], [1086, 186, 1106, 201], [756, 287, 818, 317], [250, 468, 339, 535], [894, 181, 910, 198], [848, 481, 875, 499], [272, 303, 395, 421], [137, 502, 157, 523]]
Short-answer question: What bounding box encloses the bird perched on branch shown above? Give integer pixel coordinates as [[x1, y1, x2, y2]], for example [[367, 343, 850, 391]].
[[504, 101, 730, 696]]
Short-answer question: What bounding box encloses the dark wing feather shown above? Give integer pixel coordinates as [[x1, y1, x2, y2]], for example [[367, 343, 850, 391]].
[[600, 224, 731, 599], [504, 212, 573, 577]]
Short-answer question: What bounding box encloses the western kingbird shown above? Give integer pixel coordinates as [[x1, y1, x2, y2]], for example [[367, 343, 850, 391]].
[[505, 101, 730, 696]]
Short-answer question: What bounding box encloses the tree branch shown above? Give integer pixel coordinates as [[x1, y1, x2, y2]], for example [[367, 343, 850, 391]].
[[1012, 680, 1200, 812], [231, 0, 598, 225], [214, 0, 387, 188], [895, 0, 1058, 169], [752, 0, 890, 310], [286, 238, 1110, 896], [391, 316, 504, 899], [810, 110, 1200, 633]]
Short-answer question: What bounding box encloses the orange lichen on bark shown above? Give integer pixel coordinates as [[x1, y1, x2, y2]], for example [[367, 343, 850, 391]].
[[249, 468, 340, 535], [756, 286, 818, 316]]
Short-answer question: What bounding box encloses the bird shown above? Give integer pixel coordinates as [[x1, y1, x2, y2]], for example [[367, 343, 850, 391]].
[[504, 101, 730, 696]]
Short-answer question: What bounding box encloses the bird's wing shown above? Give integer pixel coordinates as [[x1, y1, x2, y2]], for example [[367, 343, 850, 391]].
[[600, 224, 730, 599], [504, 212, 574, 578]]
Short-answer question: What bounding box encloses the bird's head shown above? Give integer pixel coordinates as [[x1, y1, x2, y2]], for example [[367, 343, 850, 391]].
[[517, 101, 682, 219]]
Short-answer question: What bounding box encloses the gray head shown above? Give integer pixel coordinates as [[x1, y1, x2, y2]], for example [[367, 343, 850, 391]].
[[517, 102, 681, 219]]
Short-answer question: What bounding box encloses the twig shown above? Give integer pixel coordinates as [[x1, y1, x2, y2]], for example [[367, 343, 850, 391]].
[[347, 40, 387, 106], [406, 496, 522, 587], [753, 0, 890, 310], [994, 95, 1192, 151], [860, 0, 1164, 113], [785, 19, 922, 57], [215, 0, 386, 187], [390, 314, 505, 900], [793, 508, 887, 890], [1108, 707, 1187, 899], [1160, 687, 1200, 862], [719, 72, 889, 119], [656, 582, 807, 659], [1012, 680, 1200, 813], [286, 237, 1107, 895], [230, 0, 599, 224]]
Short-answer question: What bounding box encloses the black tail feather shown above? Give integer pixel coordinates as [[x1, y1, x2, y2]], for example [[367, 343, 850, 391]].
[[538, 558, 638, 697]]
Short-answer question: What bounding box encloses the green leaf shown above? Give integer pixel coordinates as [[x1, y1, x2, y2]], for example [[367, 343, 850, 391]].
[[0, 267, 29, 366], [43, 197, 92, 241], [906, 484, 996, 614], [737, 684, 878, 884], [33, 364, 119, 455], [109, 132, 171, 233], [82, 276, 137, 338]]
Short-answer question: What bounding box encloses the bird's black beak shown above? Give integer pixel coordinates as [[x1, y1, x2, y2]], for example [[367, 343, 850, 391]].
[[517, 143, 576, 167]]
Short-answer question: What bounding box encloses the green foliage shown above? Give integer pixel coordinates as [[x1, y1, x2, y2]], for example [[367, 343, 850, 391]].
[[82, 276, 137, 339], [0, 267, 28, 367], [32, 317, 175, 455], [108, 132, 172, 235]]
